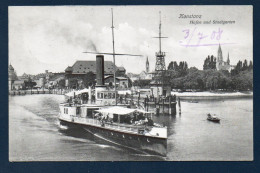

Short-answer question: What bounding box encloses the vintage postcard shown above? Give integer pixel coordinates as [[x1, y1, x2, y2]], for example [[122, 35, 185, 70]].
[[8, 6, 253, 161]]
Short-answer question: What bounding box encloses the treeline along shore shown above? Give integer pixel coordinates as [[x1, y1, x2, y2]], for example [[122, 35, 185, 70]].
[[134, 59, 253, 92]]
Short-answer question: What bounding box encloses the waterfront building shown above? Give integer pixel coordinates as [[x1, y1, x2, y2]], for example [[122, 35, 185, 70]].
[[137, 57, 153, 80], [65, 60, 126, 88], [104, 75, 129, 88], [150, 80, 171, 97], [8, 64, 18, 90], [12, 80, 25, 90]]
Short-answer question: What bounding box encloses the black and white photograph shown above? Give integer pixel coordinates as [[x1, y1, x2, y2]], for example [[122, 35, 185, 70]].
[[8, 6, 253, 161]]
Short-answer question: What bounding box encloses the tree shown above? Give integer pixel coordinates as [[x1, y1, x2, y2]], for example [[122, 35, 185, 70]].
[[57, 79, 65, 89], [68, 78, 78, 89], [168, 62, 174, 70], [24, 77, 36, 90], [203, 55, 216, 70], [248, 61, 253, 70], [133, 79, 151, 88], [83, 71, 96, 87], [242, 59, 248, 71]]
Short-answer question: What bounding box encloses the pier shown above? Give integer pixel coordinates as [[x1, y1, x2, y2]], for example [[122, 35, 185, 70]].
[[118, 94, 177, 115], [8, 89, 67, 96]]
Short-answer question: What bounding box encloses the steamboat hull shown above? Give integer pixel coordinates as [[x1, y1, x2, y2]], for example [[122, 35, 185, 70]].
[[59, 119, 167, 156]]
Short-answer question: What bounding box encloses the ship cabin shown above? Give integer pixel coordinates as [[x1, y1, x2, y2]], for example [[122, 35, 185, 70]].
[[59, 103, 166, 138], [94, 106, 167, 138], [95, 88, 117, 106]]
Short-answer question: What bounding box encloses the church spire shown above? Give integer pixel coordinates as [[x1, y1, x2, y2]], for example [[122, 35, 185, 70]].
[[217, 44, 223, 62], [227, 52, 230, 65], [146, 56, 149, 73]]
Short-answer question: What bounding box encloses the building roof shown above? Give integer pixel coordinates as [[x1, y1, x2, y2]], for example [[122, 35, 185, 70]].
[[116, 77, 128, 80], [117, 67, 126, 71], [104, 75, 128, 80], [9, 64, 14, 71], [69, 61, 118, 74], [13, 80, 25, 85], [65, 66, 73, 72]]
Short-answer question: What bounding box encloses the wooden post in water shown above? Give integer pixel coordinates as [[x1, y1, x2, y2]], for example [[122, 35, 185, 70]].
[[178, 97, 181, 115], [169, 96, 171, 115], [162, 98, 165, 114], [131, 92, 133, 107], [138, 91, 140, 107], [144, 97, 146, 111], [146, 95, 149, 112]]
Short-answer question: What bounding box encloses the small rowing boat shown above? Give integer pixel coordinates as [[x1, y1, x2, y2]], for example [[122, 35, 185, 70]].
[[207, 113, 220, 123]]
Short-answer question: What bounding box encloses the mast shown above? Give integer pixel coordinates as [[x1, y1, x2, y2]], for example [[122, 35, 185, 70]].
[[83, 9, 142, 105], [111, 8, 117, 105], [159, 11, 162, 54], [154, 11, 167, 71]]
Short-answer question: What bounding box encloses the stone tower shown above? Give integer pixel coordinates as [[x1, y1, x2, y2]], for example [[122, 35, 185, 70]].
[[146, 56, 149, 73]]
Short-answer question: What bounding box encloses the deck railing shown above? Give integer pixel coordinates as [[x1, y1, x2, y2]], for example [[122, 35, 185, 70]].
[[71, 116, 144, 134]]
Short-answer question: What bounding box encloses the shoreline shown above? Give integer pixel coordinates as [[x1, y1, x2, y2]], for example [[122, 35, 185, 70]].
[[171, 91, 253, 98]]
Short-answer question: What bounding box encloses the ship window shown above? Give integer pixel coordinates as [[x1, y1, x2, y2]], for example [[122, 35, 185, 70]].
[[104, 93, 108, 99], [64, 108, 68, 114], [87, 108, 99, 118], [97, 92, 104, 99], [112, 93, 115, 99], [108, 93, 111, 99], [76, 107, 80, 114]]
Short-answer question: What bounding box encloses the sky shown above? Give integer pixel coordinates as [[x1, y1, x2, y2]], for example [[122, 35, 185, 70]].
[[9, 6, 253, 76]]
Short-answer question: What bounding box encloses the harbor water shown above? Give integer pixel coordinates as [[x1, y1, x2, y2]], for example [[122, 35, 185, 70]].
[[9, 94, 253, 161]]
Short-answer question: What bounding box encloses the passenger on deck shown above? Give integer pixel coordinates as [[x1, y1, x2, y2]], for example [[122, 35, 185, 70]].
[[147, 118, 154, 126]]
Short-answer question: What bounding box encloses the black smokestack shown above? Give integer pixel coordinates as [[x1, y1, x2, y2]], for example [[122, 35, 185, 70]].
[[96, 55, 104, 86]]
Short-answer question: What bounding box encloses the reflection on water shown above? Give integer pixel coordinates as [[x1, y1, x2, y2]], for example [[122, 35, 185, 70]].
[[9, 94, 253, 161]]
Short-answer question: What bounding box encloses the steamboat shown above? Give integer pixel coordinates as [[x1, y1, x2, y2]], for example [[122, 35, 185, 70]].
[[58, 9, 168, 156], [58, 55, 168, 156]]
